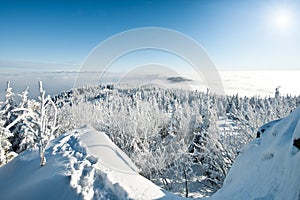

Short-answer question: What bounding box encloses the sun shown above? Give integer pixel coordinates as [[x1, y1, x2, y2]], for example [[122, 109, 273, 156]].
[[275, 9, 292, 29], [272, 7, 294, 30]]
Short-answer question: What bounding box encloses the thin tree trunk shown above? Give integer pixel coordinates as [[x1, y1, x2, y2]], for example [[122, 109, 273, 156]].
[[183, 168, 188, 198], [39, 146, 46, 166]]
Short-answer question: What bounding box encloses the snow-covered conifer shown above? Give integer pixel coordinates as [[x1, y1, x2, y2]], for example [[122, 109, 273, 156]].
[[9, 87, 36, 153], [0, 124, 16, 166], [10, 81, 58, 166], [0, 81, 17, 128], [0, 81, 18, 165]]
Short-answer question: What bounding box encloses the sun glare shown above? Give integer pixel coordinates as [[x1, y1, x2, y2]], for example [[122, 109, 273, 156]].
[[276, 10, 292, 28], [272, 7, 294, 30]]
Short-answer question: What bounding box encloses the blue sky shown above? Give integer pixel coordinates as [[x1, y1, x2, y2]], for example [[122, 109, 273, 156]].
[[0, 0, 300, 71]]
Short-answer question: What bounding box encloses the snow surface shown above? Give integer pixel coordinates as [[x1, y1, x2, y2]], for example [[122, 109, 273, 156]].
[[0, 125, 183, 200], [210, 106, 300, 200], [0, 107, 300, 200]]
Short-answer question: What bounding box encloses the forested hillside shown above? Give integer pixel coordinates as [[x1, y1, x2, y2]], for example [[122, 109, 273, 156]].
[[1, 83, 299, 197]]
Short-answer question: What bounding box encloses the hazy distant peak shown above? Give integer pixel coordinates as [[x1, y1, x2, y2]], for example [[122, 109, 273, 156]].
[[167, 76, 192, 83]]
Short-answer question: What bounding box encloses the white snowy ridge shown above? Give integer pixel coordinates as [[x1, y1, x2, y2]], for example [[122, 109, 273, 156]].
[[0, 107, 300, 200], [0, 125, 182, 200]]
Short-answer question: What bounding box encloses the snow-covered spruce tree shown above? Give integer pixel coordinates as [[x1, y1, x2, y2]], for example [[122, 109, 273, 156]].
[[0, 81, 17, 129], [189, 92, 233, 190], [11, 87, 36, 153], [0, 121, 17, 166], [158, 137, 193, 197], [0, 81, 18, 165], [11, 81, 58, 166], [174, 149, 194, 198]]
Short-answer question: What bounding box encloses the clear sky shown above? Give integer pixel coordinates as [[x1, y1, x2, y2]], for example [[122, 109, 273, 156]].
[[0, 0, 300, 71]]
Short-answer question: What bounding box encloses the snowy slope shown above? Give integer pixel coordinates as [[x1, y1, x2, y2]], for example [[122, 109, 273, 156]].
[[0, 125, 183, 200], [211, 106, 300, 200]]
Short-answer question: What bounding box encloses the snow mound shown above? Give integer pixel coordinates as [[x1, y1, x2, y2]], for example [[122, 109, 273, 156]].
[[211, 106, 300, 200], [0, 125, 182, 200]]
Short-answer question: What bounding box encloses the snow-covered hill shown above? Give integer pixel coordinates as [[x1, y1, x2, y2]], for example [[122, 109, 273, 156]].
[[0, 125, 182, 200], [0, 107, 299, 200], [211, 106, 300, 200]]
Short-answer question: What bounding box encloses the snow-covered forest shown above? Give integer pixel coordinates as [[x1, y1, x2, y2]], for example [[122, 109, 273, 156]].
[[0, 82, 299, 197]]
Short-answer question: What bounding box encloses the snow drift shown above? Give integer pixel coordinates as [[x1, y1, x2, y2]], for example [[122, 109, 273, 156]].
[[211, 106, 300, 200], [0, 125, 182, 200]]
